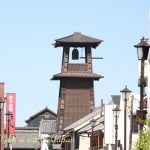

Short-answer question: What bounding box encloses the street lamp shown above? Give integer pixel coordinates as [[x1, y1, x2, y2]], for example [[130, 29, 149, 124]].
[[120, 86, 132, 150], [90, 119, 96, 150], [6, 112, 13, 150], [134, 37, 150, 132], [0, 98, 5, 150], [112, 106, 121, 150]]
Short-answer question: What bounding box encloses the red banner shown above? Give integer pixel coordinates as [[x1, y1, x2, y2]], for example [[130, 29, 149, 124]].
[[6, 93, 16, 135]]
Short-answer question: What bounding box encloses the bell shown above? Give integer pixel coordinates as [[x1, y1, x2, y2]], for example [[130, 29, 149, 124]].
[[72, 48, 79, 60]]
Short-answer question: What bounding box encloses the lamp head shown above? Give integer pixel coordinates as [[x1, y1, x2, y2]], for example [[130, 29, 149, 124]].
[[112, 106, 121, 117], [120, 85, 132, 100], [90, 119, 96, 128], [134, 37, 150, 60]]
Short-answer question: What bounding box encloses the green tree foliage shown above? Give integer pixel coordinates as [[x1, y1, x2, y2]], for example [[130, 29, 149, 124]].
[[132, 120, 150, 150]]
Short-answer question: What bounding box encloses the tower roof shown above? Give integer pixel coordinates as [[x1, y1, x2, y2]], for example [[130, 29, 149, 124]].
[[51, 72, 103, 80], [54, 32, 103, 48]]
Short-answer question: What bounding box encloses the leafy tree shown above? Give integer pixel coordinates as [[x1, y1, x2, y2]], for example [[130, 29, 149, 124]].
[[132, 120, 150, 150]]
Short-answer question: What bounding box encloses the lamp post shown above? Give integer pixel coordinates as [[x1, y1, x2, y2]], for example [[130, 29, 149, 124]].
[[6, 112, 13, 150], [0, 98, 5, 150], [112, 106, 121, 150], [120, 86, 132, 150], [90, 119, 96, 150], [134, 37, 150, 132]]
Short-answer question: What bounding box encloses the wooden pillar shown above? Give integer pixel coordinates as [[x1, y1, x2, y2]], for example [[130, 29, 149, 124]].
[[85, 46, 92, 72], [61, 46, 69, 73]]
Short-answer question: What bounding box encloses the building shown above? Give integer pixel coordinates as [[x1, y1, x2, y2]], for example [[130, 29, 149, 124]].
[[39, 120, 56, 150], [25, 107, 57, 127], [118, 94, 139, 150], [104, 95, 139, 150], [5, 127, 40, 150], [4, 107, 57, 150], [62, 106, 104, 150], [51, 32, 103, 133]]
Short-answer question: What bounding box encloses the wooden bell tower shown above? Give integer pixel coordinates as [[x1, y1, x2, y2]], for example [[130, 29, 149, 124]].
[[52, 32, 103, 132]]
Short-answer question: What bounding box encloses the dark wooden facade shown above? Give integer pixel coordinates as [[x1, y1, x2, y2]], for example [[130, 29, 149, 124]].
[[90, 132, 104, 150], [25, 107, 57, 127], [52, 32, 103, 132]]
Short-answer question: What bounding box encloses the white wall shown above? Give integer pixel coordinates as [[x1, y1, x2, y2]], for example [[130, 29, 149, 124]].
[[104, 105, 116, 145], [118, 94, 139, 150], [79, 135, 90, 150], [39, 134, 50, 150]]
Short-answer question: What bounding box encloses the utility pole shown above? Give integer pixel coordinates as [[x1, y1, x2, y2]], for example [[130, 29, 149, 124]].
[[134, 37, 150, 133]]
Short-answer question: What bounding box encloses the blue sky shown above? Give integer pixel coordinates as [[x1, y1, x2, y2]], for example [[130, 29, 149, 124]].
[[0, 0, 150, 126]]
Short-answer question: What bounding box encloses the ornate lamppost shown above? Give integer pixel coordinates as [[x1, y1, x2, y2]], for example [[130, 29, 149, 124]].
[[6, 112, 13, 150], [120, 86, 132, 150], [112, 106, 121, 150], [90, 119, 96, 150], [134, 37, 150, 132]]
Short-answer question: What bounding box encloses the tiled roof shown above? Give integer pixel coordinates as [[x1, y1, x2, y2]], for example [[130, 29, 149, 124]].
[[54, 32, 103, 48], [78, 117, 104, 133], [52, 72, 103, 80], [5, 127, 40, 149], [25, 107, 57, 123], [64, 107, 103, 131], [39, 120, 56, 134]]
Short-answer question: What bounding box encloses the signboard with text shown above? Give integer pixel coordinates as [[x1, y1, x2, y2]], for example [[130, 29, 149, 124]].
[[6, 93, 16, 135]]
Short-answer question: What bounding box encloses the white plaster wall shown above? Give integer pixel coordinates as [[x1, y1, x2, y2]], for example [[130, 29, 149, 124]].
[[132, 134, 139, 148], [104, 105, 116, 145], [118, 94, 139, 150], [79, 135, 90, 150], [40, 138, 49, 150], [39, 134, 50, 150]]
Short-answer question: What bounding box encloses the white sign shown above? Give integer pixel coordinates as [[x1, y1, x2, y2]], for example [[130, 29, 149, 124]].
[[104, 104, 116, 144]]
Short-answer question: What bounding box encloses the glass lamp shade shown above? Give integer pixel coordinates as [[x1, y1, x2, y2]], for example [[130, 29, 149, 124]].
[[134, 37, 150, 60], [137, 47, 143, 60], [120, 86, 132, 100], [90, 119, 96, 128], [137, 47, 149, 60], [112, 107, 121, 117]]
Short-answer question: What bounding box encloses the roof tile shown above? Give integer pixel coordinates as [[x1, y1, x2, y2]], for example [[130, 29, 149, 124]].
[[54, 32, 103, 48]]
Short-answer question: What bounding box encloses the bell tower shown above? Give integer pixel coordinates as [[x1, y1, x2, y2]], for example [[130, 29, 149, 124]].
[[52, 32, 103, 132]]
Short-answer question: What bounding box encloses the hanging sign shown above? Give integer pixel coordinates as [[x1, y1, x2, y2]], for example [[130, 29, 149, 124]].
[[6, 93, 16, 135]]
